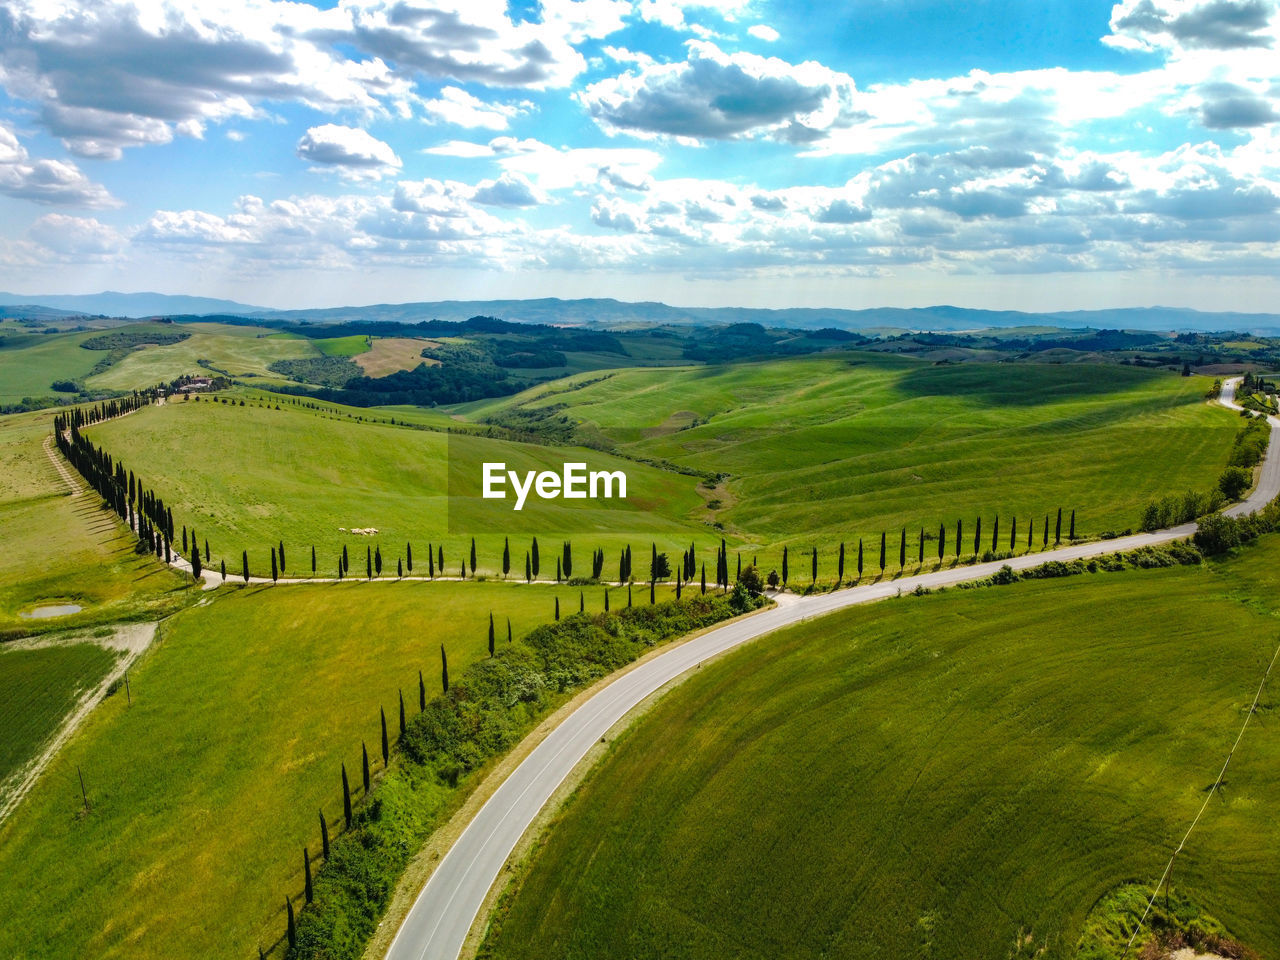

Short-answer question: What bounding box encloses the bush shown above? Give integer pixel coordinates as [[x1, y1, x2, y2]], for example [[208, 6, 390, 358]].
[[1218, 466, 1251, 500], [738, 564, 764, 595]]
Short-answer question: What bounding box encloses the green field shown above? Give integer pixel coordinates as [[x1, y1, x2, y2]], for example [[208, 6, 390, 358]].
[[85, 397, 709, 574], [485, 356, 1237, 547], [314, 335, 371, 357], [482, 543, 1280, 960], [86, 322, 319, 390], [0, 328, 107, 403], [0, 641, 119, 790], [0, 410, 196, 637], [0, 578, 671, 959]]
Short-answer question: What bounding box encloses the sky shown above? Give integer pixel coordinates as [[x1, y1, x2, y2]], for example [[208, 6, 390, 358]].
[[0, 0, 1278, 312]]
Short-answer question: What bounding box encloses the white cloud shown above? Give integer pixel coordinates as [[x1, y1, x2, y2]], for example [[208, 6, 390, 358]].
[[579, 41, 862, 143], [0, 125, 118, 206], [296, 124, 402, 179], [420, 87, 529, 129], [0, 0, 624, 160], [27, 214, 126, 256], [747, 24, 779, 42], [472, 172, 545, 207]]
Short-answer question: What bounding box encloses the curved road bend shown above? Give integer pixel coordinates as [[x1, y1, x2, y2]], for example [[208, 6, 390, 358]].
[[386, 377, 1279, 960]]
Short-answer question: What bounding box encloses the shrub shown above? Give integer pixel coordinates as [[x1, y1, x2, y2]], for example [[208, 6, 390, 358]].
[[1219, 466, 1251, 500]]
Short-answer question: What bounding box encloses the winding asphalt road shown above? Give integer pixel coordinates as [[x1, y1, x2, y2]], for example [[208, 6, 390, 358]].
[[384, 376, 1280, 960]]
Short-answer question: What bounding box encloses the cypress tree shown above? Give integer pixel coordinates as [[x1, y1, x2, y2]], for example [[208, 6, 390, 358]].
[[205, 540, 209, 563], [279, 541, 286, 572], [838, 542, 845, 582], [938, 523, 945, 560], [531, 537, 540, 578], [956, 519, 962, 558], [676, 575, 682, 600], [556, 557, 562, 581], [973, 517, 981, 555], [563, 541, 572, 579], [1069, 509, 1076, 539], [366, 546, 372, 579], [438, 544, 443, 573], [320, 809, 330, 859], [1028, 521, 1033, 549], [342, 764, 352, 828], [650, 579, 655, 604], [652, 542, 658, 579], [362, 742, 371, 792], [628, 583, 633, 607], [619, 550, 627, 583], [429, 544, 435, 578], [700, 563, 706, 594], [192, 548, 202, 581], [1055, 508, 1062, 543], [460, 561, 465, 579], [879, 532, 886, 573], [525, 551, 531, 582], [337, 553, 344, 579], [242, 550, 249, 583], [397, 558, 403, 578], [507, 617, 512, 643], [858, 539, 864, 579], [399, 691, 406, 737], [419, 670, 426, 711], [220, 559, 226, 580], [899, 528, 906, 568], [992, 515, 999, 553], [406, 542, 412, 572], [918, 528, 924, 565], [286, 898, 296, 950], [488, 613, 495, 657], [1011, 516, 1017, 550], [380, 709, 389, 765], [737, 553, 741, 582], [375, 546, 382, 576], [441, 644, 449, 694], [470, 538, 477, 575], [163, 534, 170, 564], [502, 537, 510, 578], [605, 588, 610, 611], [304, 848, 313, 904], [782, 546, 789, 585], [626, 545, 632, 579], [555, 597, 560, 620], [811, 547, 818, 583], [312, 545, 317, 575], [580, 591, 585, 613], [343, 544, 349, 572], [1043, 514, 1049, 546], [182, 526, 188, 553]]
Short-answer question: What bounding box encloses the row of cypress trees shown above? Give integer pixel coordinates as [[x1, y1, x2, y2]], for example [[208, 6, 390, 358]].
[[775, 509, 1077, 587]]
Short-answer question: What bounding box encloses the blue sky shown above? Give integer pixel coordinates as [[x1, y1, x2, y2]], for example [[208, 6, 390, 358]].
[[0, 0, 1277, 311]]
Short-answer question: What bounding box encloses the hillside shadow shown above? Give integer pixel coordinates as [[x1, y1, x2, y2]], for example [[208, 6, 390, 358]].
[[887, 362, 1166, 408]]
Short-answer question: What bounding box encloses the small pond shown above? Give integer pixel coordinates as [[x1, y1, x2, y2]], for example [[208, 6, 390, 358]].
[[19, 604, 83, 619]]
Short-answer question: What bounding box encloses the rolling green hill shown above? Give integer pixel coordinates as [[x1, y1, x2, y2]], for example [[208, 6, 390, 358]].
[[481, 541, 1280, 960], [85, 396, 709, 577], [0, 579, 647, 960], [485, 355, 1238, 548]]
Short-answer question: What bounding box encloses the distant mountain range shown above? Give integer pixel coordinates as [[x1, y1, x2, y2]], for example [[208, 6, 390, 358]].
[[4, 290, 1280, 334]]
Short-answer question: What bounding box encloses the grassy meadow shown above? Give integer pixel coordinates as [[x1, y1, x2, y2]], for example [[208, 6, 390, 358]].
[[85, 396, 710, 575], [0, 641, 120, 790], [481, 541, 1280, 960], [0, 410, 197, 637], [0, 327, 110, 403], [86, 322, 320, 390], [0, 578, 673, 960], [486, 355, 1238, 547]]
